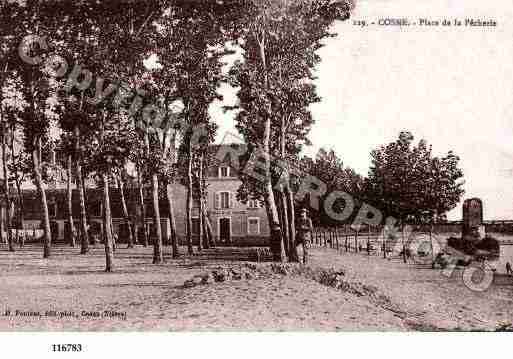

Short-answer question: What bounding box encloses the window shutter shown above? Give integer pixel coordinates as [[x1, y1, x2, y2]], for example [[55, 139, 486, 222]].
[[215, 192, 220, 209], [229, 192, 234, 209]]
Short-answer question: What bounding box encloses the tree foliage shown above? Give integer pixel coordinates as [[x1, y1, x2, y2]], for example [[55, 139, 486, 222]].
[[229, 0, 353, 203], [364, 131, 465, 223], [299, 148, 364, 226]]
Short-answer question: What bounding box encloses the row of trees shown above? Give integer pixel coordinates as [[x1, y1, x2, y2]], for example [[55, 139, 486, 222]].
[[300, 132, 465, 229], [1, 1, 355, 268], [3, 1, 462, 268]]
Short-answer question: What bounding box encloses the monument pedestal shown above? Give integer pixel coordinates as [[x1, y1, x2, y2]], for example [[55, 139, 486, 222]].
[[462, 225, 486, 240]]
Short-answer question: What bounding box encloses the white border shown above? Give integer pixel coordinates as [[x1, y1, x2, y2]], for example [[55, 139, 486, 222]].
[[1, 332, 509, 359]]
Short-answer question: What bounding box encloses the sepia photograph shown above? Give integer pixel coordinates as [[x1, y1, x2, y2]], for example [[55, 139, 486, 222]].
[[0, 0, 512, 355]]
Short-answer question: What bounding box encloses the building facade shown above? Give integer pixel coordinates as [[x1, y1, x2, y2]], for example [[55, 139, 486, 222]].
[[3, 156, 270, 246]]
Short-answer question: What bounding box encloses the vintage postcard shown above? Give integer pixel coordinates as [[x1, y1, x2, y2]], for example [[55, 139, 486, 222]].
[[0, 0, 512, 355]]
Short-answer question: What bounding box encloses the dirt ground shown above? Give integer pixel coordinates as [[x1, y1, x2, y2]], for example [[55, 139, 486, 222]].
[[0, 244, 511, 331]]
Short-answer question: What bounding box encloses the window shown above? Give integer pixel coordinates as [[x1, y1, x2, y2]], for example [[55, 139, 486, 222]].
[[192, 198, 200, 208], [49, 203, 57, 218], [219, 166, 230, 178], [215, 191, 233, 209], [248, 217, 260, 235], [248, 199, 260, 209], [91, 202, 102, 217], [220, 192, 230, 209]]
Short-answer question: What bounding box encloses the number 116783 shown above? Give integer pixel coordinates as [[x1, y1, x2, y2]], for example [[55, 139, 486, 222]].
[[51, 344, 83, 352]]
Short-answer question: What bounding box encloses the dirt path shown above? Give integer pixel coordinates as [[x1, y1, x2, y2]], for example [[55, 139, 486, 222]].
[[309, 247, 513, 330], [0, 245, 511, 331]]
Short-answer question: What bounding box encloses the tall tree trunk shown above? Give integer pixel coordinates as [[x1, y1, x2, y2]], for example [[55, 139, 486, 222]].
[[80, 174, 89, 244], [278, 121, 291, 261], [197, 213, 203, 251], [1, 130, 14, 252], [117, 177, 134, 248], [131, 181, 139, 245], [185, 138, 194, 255], [0, 206, 4, 245], [197, 154, 204, 251], [275, 190, 287, 262], [163, 128, 179, 255], [401, 220, 407, 264], [74, 126, 89, 254], [66, 155, 76, 247], [202, 213, 214, 248], [10, 126, 25, 248], [143, 129, 163, 263], [151, 173, 163, 264], [32, 141, 51, 258], [110, 204, 116, 252], [202, 211, 210, 249], [164, 179, 179, 258], [263, 192, 283, 262], [202, 204, 214, 247], [136, 162, 148, 247], [280, 188, 290, 260], [163, 191, 171, 250], [9, 201, 15, 247], [264, 146, 283, 261], [257, 33, 284, 262], [132, 222, 138, 245], [0, 93, 6, 247], [286, 186, 298, 262], [200, 205, 209, 249], [198, 198, 204, 251], [280, 114, 298, 261], [185, 179, 193, 254], [199, 154, 210, 249], [16, 189, 24, 248], [102, 173, 114, 272]]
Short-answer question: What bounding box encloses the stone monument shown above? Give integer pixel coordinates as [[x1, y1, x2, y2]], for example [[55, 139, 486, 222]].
[[462, 198, 485, 241]]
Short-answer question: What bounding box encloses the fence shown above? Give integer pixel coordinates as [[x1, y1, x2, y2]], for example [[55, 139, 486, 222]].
[[310, 225, 438, 259]]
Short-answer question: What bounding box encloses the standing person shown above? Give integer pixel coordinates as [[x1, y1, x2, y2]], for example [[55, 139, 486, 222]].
[[112, 231, 118, 252], [296, 208, 313, 264], [506, 262, 512, 276]]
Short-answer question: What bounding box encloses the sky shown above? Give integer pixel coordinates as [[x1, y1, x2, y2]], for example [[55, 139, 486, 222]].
[[211, 0, 513, 220]]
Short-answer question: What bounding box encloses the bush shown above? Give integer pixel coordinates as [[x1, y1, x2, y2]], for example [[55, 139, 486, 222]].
[[475, 236, 500, 253], [447, 237, 476, 255], [446, 235, 500, 261]]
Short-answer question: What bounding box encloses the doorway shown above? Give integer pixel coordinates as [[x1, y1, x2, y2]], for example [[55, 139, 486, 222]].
[[50, 221, 59, 242], [219, 218, 231, 243]]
